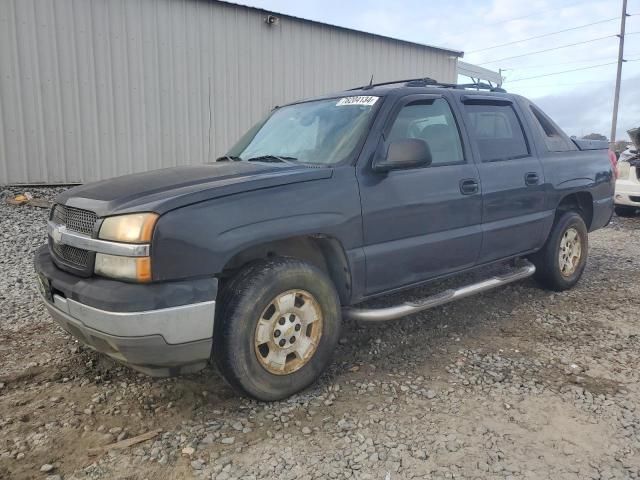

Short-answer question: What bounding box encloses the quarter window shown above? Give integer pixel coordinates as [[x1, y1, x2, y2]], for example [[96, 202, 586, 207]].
[[529, 104, 577, 152], [464, 103, 530, 162], [387, 98, 465, 166]]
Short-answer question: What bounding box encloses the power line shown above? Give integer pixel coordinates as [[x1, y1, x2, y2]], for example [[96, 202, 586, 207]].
[[507, 62, 617, 82], [506, 59, 640, 83], [467, 17, 619, 53], [520, 80, 615, 87], [478, 34, 616, 65], [519, 75, 640, 87], [518, 66, 640, 87], [502, 53, 640, 70], [503, 58, 615, 70], [487, 0, 585, 25]]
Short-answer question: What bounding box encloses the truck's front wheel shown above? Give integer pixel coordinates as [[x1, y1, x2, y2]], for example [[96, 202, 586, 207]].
[[214, 258, 341, 401]]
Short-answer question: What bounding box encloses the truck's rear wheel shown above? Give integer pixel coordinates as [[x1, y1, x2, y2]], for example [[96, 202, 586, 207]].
[[530, 211, 588, 291], [214, 258, 341, 401]]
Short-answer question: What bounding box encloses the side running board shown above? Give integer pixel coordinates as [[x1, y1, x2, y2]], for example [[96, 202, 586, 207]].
[[342, 261, 536, 322]]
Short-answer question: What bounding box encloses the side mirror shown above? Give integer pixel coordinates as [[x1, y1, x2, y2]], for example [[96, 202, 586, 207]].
[[372, 138, 432, 172]]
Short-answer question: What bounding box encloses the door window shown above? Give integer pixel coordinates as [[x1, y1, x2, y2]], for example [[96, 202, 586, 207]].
[[387, 98, 465, 166], [464, 103, 530, 162]]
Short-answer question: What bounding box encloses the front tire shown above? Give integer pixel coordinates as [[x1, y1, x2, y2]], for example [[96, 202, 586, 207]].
[[530, 211, 588, 291], [214, 257, 341, 401]]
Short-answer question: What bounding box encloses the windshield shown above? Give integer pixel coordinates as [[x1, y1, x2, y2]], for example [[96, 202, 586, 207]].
[[226, 96, 380, 165]]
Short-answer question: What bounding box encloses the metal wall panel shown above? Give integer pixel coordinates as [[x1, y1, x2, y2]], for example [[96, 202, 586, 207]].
[[0, 0, 459, 184]]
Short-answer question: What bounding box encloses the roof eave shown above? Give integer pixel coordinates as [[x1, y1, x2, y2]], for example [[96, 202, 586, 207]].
[[211, 0, 464, 57]]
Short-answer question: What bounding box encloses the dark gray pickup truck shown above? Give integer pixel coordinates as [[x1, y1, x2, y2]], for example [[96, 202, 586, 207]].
[[35, 79, 615, 400]]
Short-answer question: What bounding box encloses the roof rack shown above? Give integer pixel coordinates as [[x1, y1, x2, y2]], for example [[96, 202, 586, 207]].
[[353, 77, 506, 93], [457, 82, 506, 93]]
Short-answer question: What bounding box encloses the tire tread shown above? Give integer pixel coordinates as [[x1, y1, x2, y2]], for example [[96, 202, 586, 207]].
[[213, 257, 341, 400], [530, 211, 588, 292]]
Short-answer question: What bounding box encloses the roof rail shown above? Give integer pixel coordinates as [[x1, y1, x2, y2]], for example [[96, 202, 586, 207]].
[[353, 77, 443, 90], [352, 77, 506, 92], [457, 82, 507, 93]]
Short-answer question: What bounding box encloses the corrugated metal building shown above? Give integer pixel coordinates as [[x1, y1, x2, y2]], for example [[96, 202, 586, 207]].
[[0, 0, 462, 185]]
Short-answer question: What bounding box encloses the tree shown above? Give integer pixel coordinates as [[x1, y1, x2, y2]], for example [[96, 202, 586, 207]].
[[582, 133, 608, 141]]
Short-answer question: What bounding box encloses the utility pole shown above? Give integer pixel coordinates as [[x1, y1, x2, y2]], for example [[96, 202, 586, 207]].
[[610, 0, 628, 147]]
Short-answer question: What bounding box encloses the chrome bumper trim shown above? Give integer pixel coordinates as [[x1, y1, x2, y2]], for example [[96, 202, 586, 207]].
[[42, 294, 212, 376], [47, 221, 149, 257], [49, 294, 215, 345]]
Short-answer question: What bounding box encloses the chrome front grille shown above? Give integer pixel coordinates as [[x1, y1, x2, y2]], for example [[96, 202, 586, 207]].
[[51, 204, 97, 236]]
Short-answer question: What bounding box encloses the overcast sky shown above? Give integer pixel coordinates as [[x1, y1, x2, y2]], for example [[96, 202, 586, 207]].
[[235, 0, 639, 141]]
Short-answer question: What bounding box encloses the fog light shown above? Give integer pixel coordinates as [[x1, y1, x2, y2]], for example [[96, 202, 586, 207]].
[[95, 253, 151, 282]]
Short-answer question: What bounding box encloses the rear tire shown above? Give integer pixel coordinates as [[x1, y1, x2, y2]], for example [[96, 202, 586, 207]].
[[530, 211, 588, 292], [214, 257, 341, 401], [615, 205, 637, 217]]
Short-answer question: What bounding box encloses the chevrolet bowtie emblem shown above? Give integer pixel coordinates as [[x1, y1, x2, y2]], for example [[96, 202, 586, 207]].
[[51, 225, 63, 243]]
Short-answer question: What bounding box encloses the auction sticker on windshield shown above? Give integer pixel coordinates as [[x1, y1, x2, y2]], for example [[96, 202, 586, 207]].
[[336, 96, 379, 106]]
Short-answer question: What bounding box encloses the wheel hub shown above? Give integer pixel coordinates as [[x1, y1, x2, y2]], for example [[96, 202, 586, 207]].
[[254, 290, 323, 375], [558, 227, 582, 277], [272, 313, 303, 346]]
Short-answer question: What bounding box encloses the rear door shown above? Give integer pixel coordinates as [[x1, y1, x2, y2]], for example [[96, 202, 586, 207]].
[[460, 96, 547, 263], [357, 93, 483, 295]]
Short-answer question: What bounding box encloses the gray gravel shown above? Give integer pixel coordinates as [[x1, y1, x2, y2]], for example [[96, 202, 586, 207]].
[[1, 188, 639, 480]]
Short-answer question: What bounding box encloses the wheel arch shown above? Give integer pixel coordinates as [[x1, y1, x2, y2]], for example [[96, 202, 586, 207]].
[[219, 234, 352, 305], [555, 191, 594, 230]]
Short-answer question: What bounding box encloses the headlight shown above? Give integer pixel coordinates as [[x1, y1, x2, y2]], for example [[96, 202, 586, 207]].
[[99, 213, 158, 243], [95, 253, 152, 283], [617, 161, 630, 179]]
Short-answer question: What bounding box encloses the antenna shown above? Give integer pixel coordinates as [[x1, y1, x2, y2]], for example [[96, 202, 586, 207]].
[[368, 74, 374, 87]]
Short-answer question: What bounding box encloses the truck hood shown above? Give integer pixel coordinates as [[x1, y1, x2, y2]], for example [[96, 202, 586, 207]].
[[56, 162, 333, 216]]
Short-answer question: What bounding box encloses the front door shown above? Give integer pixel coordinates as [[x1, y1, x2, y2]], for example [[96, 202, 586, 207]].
[[357, 94, 483, 295]]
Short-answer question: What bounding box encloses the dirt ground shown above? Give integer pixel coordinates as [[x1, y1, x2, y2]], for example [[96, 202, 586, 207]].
[[1, 192, 639, 480]]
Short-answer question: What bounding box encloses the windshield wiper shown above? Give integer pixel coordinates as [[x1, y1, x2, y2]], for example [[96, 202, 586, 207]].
[[215, 155, 242, 162], [245, 155, 298, 165]]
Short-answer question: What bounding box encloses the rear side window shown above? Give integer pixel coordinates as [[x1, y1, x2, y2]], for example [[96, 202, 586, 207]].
[[464, 103, 530, 162], [529, 104, 577, 152]]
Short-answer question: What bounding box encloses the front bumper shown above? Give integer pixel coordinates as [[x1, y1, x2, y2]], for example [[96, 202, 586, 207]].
[[615, 175, 640, 207], [35, 246, 218, 376], [615, 193, 640, 207]]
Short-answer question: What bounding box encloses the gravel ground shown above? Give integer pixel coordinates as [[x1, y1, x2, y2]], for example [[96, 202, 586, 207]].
[[1, 188, 639, 480]]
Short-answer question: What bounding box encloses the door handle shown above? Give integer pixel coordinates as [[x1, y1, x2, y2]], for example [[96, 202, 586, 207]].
[[525, 172, 540, 186], [460, 178, 479, 195]]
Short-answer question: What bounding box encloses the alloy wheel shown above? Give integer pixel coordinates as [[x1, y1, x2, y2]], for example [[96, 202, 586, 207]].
[[254, 289, 323, 375]]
